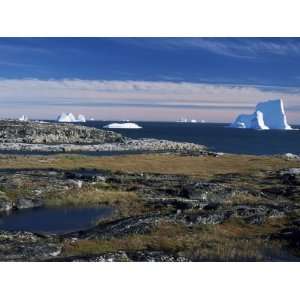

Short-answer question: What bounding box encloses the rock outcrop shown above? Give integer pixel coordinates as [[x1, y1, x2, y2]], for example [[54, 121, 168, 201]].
[[0, 138, 208, 153], [0, 121, 124, 144]]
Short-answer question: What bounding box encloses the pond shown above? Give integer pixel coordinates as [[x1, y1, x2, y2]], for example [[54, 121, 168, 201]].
[[0, 206, 113, 234]]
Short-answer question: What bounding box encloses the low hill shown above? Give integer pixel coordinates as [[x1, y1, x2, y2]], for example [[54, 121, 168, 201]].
[[0, 121, 124, 144]]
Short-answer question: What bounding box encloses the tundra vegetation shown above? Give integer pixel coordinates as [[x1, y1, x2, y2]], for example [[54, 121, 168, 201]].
[[0, 153, 300, 261]]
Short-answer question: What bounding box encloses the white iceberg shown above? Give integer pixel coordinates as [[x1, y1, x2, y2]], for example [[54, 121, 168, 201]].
[[18, 115, 29, 122], [177, 118, 199, 123], [103, 122, 142, 129], [250, 111, 269, 130], [77, 114, 86, 122], [176, 117, 188, 123], [230, 99, 292, 130], [57, 113, 86, 123], [57, 113, 76, 122]]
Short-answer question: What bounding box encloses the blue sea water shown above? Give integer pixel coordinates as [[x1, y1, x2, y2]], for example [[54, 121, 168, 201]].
[[84, 121, 300, 156]]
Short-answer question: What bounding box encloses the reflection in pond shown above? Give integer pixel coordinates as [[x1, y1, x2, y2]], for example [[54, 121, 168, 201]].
[[0, 206, 113, 234]]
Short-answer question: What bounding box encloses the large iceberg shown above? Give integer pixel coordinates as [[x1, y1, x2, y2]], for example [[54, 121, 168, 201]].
[[103, 122, 142, 129], [230, 99, 292, 130], [57, 113, 86, 123]]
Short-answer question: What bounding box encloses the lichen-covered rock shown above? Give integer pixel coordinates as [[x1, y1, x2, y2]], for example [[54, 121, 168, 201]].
[[0, 138, 208, 154], [0, 230, 62, 261], [14, 198, 43, 210], [0, 121, 124, 144], [0, 191, 12, 212]]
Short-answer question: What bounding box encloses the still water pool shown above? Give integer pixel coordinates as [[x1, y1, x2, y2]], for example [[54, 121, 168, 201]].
[[0, 206, 113, 234]]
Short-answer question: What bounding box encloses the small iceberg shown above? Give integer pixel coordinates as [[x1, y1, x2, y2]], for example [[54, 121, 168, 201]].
[[103, 122, 142, 129], [57, 113, 86, 123], [177, 117, 198, 123], [19, 115, 29, 122], [230, 99, 292, 130], [176, 117, 188, 123]]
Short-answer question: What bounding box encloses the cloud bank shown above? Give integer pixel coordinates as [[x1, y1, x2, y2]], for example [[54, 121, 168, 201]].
[[0, 78, 299, 122]]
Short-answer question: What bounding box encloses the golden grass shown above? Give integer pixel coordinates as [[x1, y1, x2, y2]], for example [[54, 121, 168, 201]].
[[63, 218, 289, 261], [44, 187, 138, 207], [0, 153, 298, 179], [43, 185, 145, 217]]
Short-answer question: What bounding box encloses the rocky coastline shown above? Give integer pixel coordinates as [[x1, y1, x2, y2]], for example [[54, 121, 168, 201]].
[[0, 138, 207, 153], [0, 121, 207, 154]]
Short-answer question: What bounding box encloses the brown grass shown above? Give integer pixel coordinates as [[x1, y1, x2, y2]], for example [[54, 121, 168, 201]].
[[62, 218, 289, 261], [0, 153, 298, 179], [43, 186, 145, 217]]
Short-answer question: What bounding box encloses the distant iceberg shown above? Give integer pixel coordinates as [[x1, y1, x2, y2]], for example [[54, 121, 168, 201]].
[[230, 99, 292, 130], [57, 113, 76, 122], [176, 117, 188, 123], [103, 122, 142, 129], [77, 114, 86, 122], [57, 113, 86, 123], [18, 115, 29, 122], [177, 117, 198, 123]]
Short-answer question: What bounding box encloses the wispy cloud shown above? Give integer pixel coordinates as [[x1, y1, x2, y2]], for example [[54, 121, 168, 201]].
[[118, 38, 300, 59], [0, 78, 299, 122]]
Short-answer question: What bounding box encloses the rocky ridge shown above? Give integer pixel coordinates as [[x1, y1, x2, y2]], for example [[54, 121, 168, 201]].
[[0, 121, 208, 154], [0, 120, 123, 144]]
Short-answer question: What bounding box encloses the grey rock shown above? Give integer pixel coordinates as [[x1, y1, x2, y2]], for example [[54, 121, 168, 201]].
[[0, 120, 123, 144], [49, 251, 190, 262], [67, 179, 83, 189], [14, 198, 43, 210], [0, 230, 62, 261], [0, 138, 208, 154], [0, 191, 12, 212], [283, 153, 300, 160], [280, 168, 300, 176]]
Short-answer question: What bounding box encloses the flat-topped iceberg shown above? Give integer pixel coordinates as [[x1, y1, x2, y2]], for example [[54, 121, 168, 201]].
[[103, 122, 142, 129], [230, 99, 292, 130], [57, 113, 86, 123]]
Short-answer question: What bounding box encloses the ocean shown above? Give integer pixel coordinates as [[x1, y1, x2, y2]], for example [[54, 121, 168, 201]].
[[83, 121, 300, 155]]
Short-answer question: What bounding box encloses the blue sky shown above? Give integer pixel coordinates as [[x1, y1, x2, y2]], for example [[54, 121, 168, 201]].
[[0, 37, 300, 122]]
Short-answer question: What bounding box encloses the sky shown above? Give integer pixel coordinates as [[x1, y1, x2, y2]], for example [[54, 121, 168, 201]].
[[0, 37, 300, 123]]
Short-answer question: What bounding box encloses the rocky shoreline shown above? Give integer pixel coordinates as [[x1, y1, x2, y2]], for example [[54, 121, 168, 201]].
[[0, 138, 208, 153], [0, 121, 208, 154]]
